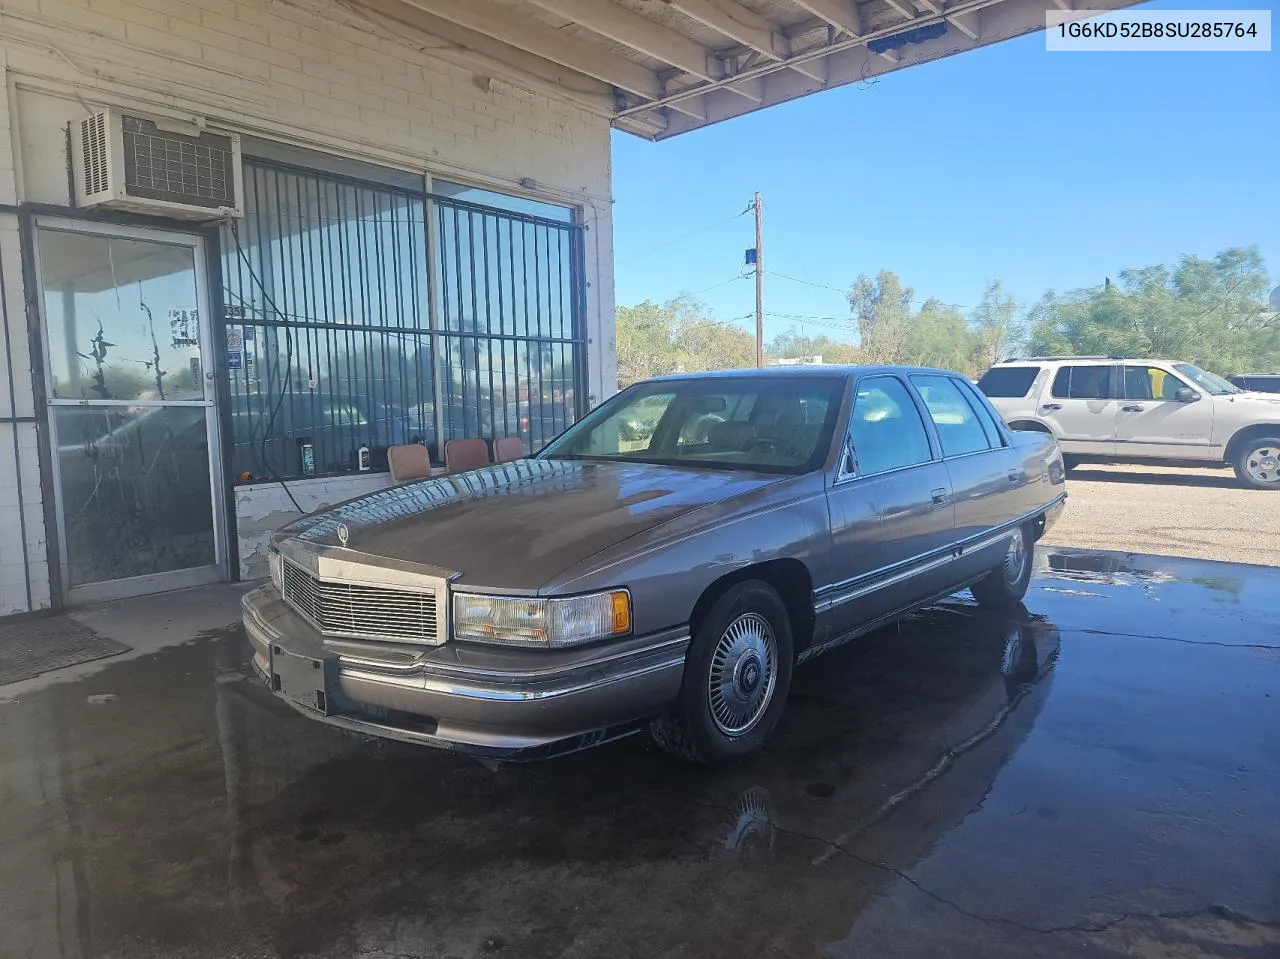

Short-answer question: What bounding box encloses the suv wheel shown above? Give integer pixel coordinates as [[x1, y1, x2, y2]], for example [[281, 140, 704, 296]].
[[650, 581, 793, 765], [1234, 438, 1280, 490], [971, 524, 1034, 607]]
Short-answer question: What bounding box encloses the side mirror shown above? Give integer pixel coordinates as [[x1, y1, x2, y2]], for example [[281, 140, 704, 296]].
[[1175, 387, 1200, 403]]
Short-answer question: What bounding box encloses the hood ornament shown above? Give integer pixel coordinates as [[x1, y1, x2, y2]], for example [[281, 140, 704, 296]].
[[336, 523, 350, 547]]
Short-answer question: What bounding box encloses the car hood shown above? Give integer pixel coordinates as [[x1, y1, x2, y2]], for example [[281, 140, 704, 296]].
[[275, 458, 782, 591], [1230, 391, 1280, 405]]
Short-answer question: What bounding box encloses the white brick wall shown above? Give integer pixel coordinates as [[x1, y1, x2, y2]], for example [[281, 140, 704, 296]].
[[0, 0, 618, 611]]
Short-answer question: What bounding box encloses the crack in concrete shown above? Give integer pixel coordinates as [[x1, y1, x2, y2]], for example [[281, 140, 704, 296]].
[[1049, 625, 1280, 651], [705, 802, 1280, 937]]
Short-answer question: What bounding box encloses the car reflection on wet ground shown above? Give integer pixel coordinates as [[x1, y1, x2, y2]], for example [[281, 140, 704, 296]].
[[1, 549, 1277, 959]]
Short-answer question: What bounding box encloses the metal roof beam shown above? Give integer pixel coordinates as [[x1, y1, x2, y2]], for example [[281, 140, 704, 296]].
[[361, 0, 631, 118], [947, 9, 981, 38], [398, 0, 665, 100], [790, 0, 862, 35], [526, 0, 723, 81]]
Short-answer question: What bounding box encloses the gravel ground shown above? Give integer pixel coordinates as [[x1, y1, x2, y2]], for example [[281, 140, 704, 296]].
[[1040, 463, 1279, 567]]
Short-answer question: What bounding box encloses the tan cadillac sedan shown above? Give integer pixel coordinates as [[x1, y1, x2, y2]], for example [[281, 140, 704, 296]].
[[243, 366, 1066, 764]]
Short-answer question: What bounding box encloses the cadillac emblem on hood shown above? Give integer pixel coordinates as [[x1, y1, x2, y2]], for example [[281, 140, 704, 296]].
[[337, 523, 350, 547]]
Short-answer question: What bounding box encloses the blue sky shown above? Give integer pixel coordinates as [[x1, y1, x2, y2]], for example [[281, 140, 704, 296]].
[[611, 0, 1278, 342]]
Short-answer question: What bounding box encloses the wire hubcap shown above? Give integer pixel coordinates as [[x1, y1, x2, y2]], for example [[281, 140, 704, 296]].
[[708, 612, 778, 737], [1004, 527, 1026, 585], [1246, 446, 1280, 485]]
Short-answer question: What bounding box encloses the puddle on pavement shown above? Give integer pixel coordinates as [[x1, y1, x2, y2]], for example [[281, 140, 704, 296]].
[[4, 555, 1278, 959], [1, 602, 1061, 959]]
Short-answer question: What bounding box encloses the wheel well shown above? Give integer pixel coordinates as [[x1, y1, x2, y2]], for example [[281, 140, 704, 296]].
[[689, 559, 815, 658], [1224, 424, 1280, 465], [1007, 420, 1053, 434]]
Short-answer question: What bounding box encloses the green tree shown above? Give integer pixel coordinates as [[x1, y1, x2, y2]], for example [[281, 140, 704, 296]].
[[767, 328, 860, 364], [904, 298, 974, 372], [969, 280, 1024, 371], [849, 271, 913, 364], [1026, 246, 1274, 375], [615, 296, 753, 387]]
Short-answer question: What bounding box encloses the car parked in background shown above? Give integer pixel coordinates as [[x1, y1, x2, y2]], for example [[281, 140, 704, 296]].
[[978, 356, 1280, 489], [1231, 374, 1280, 394], [243, 366, 1066, 764]]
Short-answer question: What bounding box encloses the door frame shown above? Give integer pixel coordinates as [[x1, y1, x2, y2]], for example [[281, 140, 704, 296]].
[[32, 217, 230, 604]]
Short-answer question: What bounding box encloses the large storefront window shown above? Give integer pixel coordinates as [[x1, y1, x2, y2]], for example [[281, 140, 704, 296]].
[[222, 160, 583, 481]]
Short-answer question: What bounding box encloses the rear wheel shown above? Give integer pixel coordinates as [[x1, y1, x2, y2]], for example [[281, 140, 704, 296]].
[[1233, 438, 1280, 490], [970, 524, 1034, 607], [650, 581, 794, 765]]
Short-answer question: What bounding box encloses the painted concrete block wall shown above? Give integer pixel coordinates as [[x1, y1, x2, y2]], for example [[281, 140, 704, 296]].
[[236, 473, 393, 578], [0, 0, 618, 605]]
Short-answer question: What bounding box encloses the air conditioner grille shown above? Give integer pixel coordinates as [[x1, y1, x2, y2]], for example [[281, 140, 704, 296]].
[[121, 116, 235, 209], [81, 112, 109, 196]]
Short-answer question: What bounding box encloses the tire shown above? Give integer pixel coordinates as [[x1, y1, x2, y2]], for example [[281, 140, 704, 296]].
[[650, 581, 794, 765], [1232, 437, 1280, 490], [970, 523, 1034, 607]]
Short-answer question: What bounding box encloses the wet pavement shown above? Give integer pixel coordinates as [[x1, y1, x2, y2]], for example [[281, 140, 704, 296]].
[[1, 549, 1278, 959]]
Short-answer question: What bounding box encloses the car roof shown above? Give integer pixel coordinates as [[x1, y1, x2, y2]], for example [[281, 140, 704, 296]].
[[645, 364, 964, 383], [991, 357, 1191, 366]]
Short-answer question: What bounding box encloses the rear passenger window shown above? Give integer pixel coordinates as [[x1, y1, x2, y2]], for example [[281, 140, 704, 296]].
[[1050, 365, 1113, 399], [957, 379, 1006, 447], [847, 376, 933, 476], [911, 375, 993, 457], [977, 366, 1040, 398]]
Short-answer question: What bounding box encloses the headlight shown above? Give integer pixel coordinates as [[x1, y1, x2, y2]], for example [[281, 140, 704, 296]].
[[452, 589, 631, 648], [269, 547, 283, 594]]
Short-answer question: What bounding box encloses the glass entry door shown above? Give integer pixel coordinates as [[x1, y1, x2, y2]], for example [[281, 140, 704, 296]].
[[37, 220, 227, 603]]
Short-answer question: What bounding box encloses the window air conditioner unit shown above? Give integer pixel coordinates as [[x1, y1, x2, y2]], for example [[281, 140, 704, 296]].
[[71, 109, 244, 220]]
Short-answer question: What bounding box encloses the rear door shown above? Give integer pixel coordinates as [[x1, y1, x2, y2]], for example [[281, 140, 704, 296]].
[[1039, 363, 1118, 455], [909, 374, 1025, 584], [822, 374, 955, 638], [1115, 364, 1216, 460]]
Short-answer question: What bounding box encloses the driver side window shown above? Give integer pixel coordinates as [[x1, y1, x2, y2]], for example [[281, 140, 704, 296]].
[[1124, 366, 1181, 401]]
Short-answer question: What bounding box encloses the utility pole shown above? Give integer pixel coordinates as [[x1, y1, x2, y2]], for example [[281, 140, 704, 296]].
[[753, 191, 763, 368]]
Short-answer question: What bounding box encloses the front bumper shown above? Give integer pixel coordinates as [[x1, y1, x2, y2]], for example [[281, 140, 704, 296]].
[[242, 586, 688, 759]]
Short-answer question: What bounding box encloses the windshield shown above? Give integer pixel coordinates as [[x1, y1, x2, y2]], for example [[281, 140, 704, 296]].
[[1173, 363, 1240, 396], [540, 377, 845, 474]]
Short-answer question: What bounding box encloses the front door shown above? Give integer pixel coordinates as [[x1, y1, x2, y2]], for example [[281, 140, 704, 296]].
[[36, 220, 227, 603], [1115, 364, 1217, 460], [823, 374, 955, 639]]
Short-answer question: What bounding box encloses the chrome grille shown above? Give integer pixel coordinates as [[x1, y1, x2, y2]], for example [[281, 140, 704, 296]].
[[281, 561, 441, 644]]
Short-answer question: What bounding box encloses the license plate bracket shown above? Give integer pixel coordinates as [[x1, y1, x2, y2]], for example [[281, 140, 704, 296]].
[[269, 644, 338, 715]]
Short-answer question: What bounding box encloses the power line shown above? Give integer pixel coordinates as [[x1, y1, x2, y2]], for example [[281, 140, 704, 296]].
[[686, 272, 751, 297], [620, 208, 751, 263], [765, 270, 849, 295]]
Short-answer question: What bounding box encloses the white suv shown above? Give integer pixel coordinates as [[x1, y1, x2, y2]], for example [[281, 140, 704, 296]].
[[977, 357, 1280, 490]]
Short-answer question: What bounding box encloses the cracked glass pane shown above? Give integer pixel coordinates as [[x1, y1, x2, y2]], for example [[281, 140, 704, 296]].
[[54, 406, 215, 586]]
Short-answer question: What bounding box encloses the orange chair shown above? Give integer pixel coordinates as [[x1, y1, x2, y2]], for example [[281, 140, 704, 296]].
[[388, 444, 433, 483], [444, 437, 490, 472], [492, 436, 526, 463]]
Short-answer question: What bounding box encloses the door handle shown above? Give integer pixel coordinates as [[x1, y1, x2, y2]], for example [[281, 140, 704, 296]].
[[1007, 469, 1019, 484], [930, 488, 950, 507], [1041, 403, 1062, 411], [1122, 404, 1145, 412]]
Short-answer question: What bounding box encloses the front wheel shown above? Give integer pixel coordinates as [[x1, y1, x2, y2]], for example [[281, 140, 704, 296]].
[[1233, 438, 1280, 490], [970, 524, 1034, 607], [650, 581, 794, 765]]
